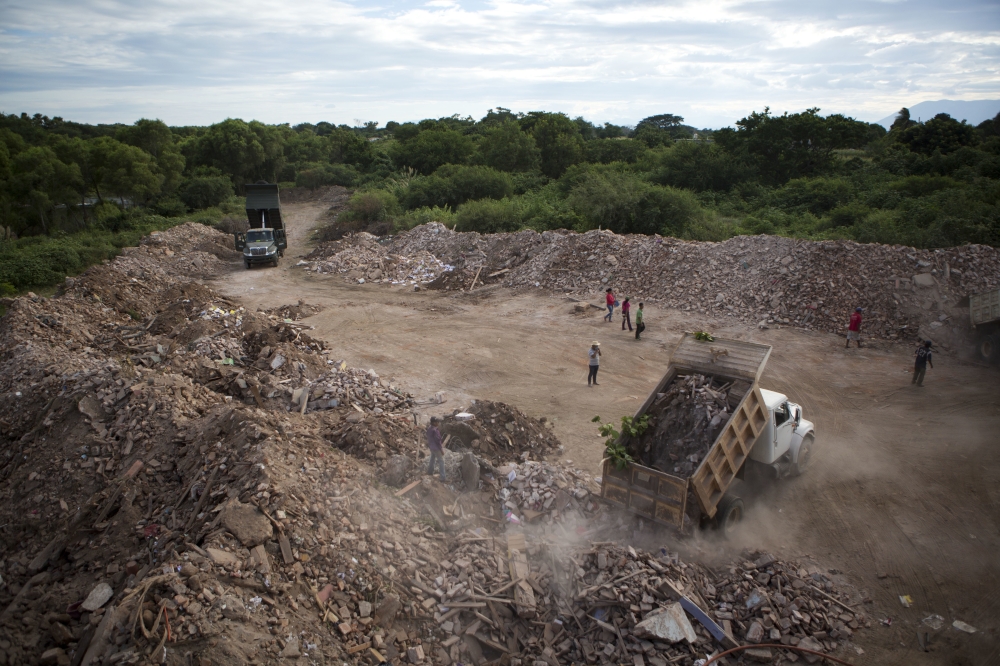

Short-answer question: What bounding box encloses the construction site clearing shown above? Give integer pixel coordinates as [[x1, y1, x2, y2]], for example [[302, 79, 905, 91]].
[[0, 210, 998, 666]]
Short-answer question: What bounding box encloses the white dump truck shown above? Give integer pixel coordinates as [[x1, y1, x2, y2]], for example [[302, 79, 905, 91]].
[[600, 333, 815, 535]]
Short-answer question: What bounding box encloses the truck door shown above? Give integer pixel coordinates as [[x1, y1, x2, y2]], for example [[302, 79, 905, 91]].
[[234, 232, 246, 251], [774, 402, 794, 457]]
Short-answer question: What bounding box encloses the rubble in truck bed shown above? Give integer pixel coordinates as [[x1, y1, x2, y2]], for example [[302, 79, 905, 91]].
[[297, 223, 1000, 345], [629, 374, 751, 476], [0, 223, 874, 665]]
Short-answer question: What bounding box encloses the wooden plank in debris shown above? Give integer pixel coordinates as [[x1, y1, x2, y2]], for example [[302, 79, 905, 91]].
[[506, 531, 536, 619], [279, 533, 295, 565], [487, 268, 509, 278], [394, 480, 422, 497]]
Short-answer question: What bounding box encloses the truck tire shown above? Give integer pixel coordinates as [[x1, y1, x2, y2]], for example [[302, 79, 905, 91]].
[[244, 259, 251, 270], [793, 435, 814, 476], [714, 494, 744, 536], [272, 256, 279, 268], [978, 334, 1000, 364]]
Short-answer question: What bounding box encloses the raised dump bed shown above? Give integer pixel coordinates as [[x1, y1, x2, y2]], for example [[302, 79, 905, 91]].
[[600, 333, 772, 531]]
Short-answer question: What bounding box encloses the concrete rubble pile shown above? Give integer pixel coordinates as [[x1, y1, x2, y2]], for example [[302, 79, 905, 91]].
[[307, 223, 1000, 344], [426, 536, 870, 666], [303, 233, 453, 286], [0, 222, 872, 665], [631, 374, 751, 476], [440, 401, 563, 466]]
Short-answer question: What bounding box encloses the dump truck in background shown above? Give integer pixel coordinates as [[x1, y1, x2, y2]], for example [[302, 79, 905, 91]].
[[234, 183, 287, 269], [970, 288, 1000, 364], [600, 333, 816, 535]]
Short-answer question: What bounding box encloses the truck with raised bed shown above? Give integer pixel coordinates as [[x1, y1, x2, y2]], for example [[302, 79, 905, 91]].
[[970, 287, 1000, 364], [599, 332, 815, 535], [234, 182, 287, 269]]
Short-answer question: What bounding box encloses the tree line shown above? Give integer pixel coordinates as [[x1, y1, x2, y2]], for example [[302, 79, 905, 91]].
[[2, 106, 999, 251]]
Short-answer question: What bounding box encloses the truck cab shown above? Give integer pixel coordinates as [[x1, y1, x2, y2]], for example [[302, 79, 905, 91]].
[[235, 228, 283, 268], [747, 388, 815, 478]]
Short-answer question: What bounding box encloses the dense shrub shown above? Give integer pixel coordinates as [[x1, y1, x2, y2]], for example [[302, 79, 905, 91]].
[[401, 165, 513, 210], [179, 175, 233, 210], [567, 171, 704, 236], [454, 198, 524, 233]]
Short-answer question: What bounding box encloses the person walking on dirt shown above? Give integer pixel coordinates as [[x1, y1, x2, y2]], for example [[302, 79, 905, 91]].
[[604, 289, 616, 322], [635, 303, 645, 340], [426, 416, 446, 481], [846, 307, 863, 348], [621, 297, 633, 332], [912, 340, 933, 387], [588, 341, 601, 386]]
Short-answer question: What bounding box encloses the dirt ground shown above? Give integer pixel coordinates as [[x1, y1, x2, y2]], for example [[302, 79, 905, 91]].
[[212, 200, 1000, 665]]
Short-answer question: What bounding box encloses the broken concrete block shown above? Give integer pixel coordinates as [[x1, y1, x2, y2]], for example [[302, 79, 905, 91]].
[[280, 636, 301, 658], [81, 582, 113, 611], [912, 273, 935, 287], [359, 600, 372, 618], [220, 501, 273, 547], [206, 548, 238, 566], [633, 602, 697, 643], [746, 620, 764, 643], [381, 455, 411, 487], [40, 648, 70, 666], [373, 594, 401, 627], [461, 452, 480, 490]]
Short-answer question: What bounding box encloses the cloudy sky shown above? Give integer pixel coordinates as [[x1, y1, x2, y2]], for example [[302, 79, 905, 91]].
[[1, 0, 998, 128]]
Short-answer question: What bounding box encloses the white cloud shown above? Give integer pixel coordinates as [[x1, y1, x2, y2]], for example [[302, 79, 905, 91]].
[[0, 0, 997, 128]]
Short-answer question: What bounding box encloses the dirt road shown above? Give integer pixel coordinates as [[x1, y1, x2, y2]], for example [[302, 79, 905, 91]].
[[214, 201, 1000, 664]]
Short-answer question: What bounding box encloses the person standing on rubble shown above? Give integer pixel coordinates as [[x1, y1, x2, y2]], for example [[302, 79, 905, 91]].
[[846, 307, 863, 348], [588, 341, 601, 386], [621, 297, 633, 332], [912, 340, 934, 387], [635, 303, 645, 340], [426, 416, 446, 481], [604, 288, 616, 322]]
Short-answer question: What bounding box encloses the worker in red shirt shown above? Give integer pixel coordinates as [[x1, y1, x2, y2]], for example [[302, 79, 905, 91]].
[[604, 288, 616, 322], [846, 307, 863, 348]]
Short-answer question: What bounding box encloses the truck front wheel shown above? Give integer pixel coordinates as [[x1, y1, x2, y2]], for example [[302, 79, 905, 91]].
[[793, 435, 814, 476], [714, 494, 744, 536], [244, 259, 251, 270], [979, 334, 1000, 364]]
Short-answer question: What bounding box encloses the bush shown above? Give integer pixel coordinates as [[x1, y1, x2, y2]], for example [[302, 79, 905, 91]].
[[152, 197, 187, 217], [179, 175, 234, 210], [295, 163, 358, 189], [567, 171, 704, 236], [773, 177, 853, 214], [393, 206, 455, 232], [341, 190, 401, 227], [585, 138, 647, 164], [454, 198, 524, 233], [401, 165, 513, 210]]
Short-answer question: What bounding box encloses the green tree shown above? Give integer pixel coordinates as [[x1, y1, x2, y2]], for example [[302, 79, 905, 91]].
[[402, 165, 512, 209], [475, 121, 540, 172], [192, 119, 279, 188], [898, 113, 977, 156], [179, 175, 234, 209], [104, 143, 163, 205], [633, 114, 686, 147], [116, 119, 185, 193], [648, 141, 754, 191], [567, 170, 703, 236], [10, 146, 84, 232], [585, 138, 647, 164], [390, 129, 474, 175], [524, 113, 584, 178]]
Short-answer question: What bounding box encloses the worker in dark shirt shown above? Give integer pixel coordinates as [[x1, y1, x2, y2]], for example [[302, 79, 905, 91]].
[[912, 340, 933, 387], [426, 416, 446, 481]]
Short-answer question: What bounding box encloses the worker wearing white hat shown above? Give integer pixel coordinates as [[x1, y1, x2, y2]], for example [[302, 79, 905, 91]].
[[588, 341, 601, 386]]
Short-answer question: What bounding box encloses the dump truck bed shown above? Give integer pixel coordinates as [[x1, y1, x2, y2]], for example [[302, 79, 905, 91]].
[[600, 333, 772, 530], [970, 288, 1000, 327], [245, 183, 284, 231]]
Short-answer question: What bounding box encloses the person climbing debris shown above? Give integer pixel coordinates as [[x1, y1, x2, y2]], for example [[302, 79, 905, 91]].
[[426, 416, 446, 481]]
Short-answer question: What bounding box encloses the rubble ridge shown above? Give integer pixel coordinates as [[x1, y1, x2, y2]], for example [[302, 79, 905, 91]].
[[306, 223, 1000, 345]]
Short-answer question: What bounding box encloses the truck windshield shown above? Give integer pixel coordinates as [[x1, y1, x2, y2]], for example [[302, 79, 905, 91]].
[[246, 230, 273, 243]]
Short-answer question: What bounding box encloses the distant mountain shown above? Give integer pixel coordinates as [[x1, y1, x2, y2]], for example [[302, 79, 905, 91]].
[[877, 100, 1000, 128]]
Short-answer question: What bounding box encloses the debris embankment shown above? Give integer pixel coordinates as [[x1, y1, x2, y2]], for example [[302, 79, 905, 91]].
[[631, 374, 751, 475], [300, 223, 1000, 344], [0, 222, 872, 665]]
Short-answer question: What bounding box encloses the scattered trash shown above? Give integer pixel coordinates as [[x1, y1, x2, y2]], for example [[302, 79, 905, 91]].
[[922, 614, 945, 630], [899, 595, 913, 608], [952, 620, 977, 634]]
